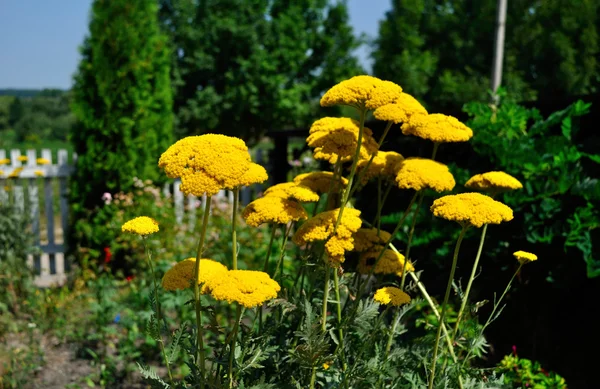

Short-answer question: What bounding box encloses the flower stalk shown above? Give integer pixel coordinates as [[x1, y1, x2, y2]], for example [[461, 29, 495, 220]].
[[232, 188, 239, 270]]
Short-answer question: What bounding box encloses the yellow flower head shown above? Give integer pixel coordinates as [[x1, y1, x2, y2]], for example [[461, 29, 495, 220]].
[[293, 208, 362, 245], [36, 158, 50, 165], [162, 258, 228, 292], [7, 167, 23, 179], [264, 182, 320, 203], [513, 250, 537, 265], [395, 157, 455, 192], [237, 163, 268, 187], [324, 235, 355, 263], [17, 156, 28, 162], [0, 170, 4, 176], [208, 270, 281, 308], [0, 158, 10, 165], [158, 134, 252, 196], [465, 171, 523, 193], [242, 196, 308, 227], [34, 170, 44, 177], [358, 249, 414, 276], [353, 228, 392, 252], [357, 151, 404, 183], [401, 113, 473, 143], [374, 287, 411, 307], [293, 171, 348, 194], [322, 362, 331, 370], [373, 93, 428, 124], [121, 216, 159, 236], [320, 75, 403, 110], [430, 192, 514, 228], [308, 117, 379, 164]]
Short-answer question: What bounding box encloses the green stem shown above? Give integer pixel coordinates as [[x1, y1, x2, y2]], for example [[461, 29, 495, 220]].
[[194, 196, 212, 385], [309, 367, 317, 389], [321, 267, 331, 332], [333, 270, 347, 370], [143, 239, 174, 386], [399, 192, 424, 290], [452, 224, 488, 341], [376, 176, 382, 234], [431, 142, 440, 160], [232, 188, 239, 270], [333, 107, 366, 230], [428, 225, 468, 389], [274, 222, 293, 281], [385, 308, 401, 356], [372, 181, 393, 226], [262, 224, 278, 273], [353, 192, 418, 305], [228, 305, 243, 388], [462, 263, 523, 367]]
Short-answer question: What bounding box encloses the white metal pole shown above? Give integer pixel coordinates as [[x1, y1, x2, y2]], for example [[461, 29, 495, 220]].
[[491, 0, 507, 99]]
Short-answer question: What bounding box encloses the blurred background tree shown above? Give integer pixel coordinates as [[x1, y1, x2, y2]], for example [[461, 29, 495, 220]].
[[158, 0, 362, 140], [372, 0, 599, 112], [70, 0, 173, 211]]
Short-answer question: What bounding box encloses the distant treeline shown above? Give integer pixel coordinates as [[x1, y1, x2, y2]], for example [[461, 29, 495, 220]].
[[0, 89, 74, 145]]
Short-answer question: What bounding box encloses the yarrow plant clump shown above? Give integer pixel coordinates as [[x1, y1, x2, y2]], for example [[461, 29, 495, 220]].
[[122, 74, 542, 389]]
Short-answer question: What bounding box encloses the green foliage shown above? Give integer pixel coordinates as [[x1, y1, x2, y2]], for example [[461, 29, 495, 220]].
[[497, 354, 567, 389], [70, 0, 174, 219], [463, 93, 600, 277], [158, 0, 362, 140], [373, 0, 599, 110]]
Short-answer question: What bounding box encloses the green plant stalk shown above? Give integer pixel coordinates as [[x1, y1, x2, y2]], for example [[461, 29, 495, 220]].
[[232, 188, 239, 270], [228, 304, 243, 388], [385, 308, 401, 356], [143, 239, 174, 386], [353, 192, 418, 307], [274, 222, 293, 280], [431, 142, 440, 160], [332, 107, 366, 230], [333, 270, 347, 370], [372, 181, 393, 226], [428, 225, 468, 389], [452, 224, 488, 341], [309, 367, 317, 389], [462, 262, 524, 366], [321, 267, 331, 332], [399, 192, 424, 290], [377, 177, 382, 234], [347, 120, 393, 200], [194, 196, 212, 385], [262, 224, 278, 273]]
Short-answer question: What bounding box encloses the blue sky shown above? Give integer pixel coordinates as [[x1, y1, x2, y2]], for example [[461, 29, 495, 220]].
[[0, 1, 390, 89]]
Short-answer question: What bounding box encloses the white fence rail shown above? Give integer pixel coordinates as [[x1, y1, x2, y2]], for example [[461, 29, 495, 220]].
[[1, 148, 268, 287]]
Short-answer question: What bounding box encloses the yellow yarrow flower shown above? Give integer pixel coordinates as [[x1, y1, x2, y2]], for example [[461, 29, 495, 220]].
[[373, 93, 428, 124], [121, 216, 159, 236], [374, 287, 411, 307], [308, 117, 379, 164], [158, 134, 252, 196], [358, 249, 414, 276], [0, 170, 4, 176], [353, 227, 392, 252], [264, 182, 320, 203], [0, 158, 10, 165], [513, 250, 537, 265], [357, 150, 404, 183], [7, 168, 23, 179], [242, 196, 308, 227], [34, 170, 44, 177], [465, 171, 523, 193], [237, 163, 268, 187], [293, 171, 348, 194], [293, 208, 362, 264], [36, 158, 50, 165], [17, 156, 28, 162], [208, 270, 281, 308], [395, 158, 455, 192], [430, 192, 513, 228], [402, 113, 473, 143], [162, 258, 228, 292], [320, 75, 403, 110]]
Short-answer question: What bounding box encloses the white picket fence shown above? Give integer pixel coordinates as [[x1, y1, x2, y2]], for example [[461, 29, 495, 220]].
[[0, 148, 267, 287]]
